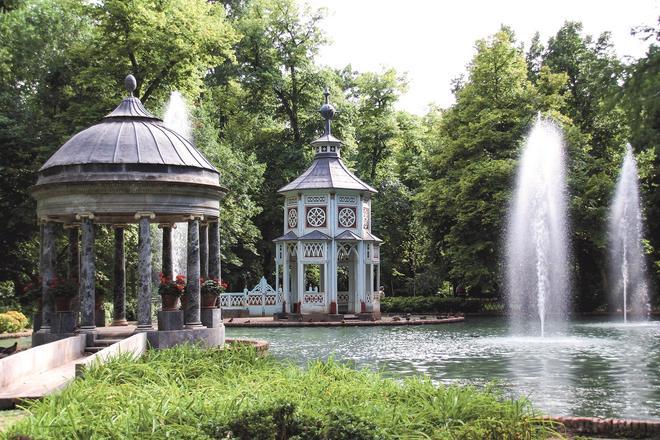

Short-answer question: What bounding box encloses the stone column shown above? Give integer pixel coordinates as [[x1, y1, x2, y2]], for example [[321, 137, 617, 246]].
[[185, 217, 204, 328], [160, 224, 173, 278], [282, 246, 290, 313], [77, 214, 96, 334], [208, 220, 220, 280], [200, 222, 209, 279], [135, 212, 155, 332], [39, 221, 57, 333], [296, 241, 304, 313], [65, 225, 80, 321], [112, 226, 128, 326]]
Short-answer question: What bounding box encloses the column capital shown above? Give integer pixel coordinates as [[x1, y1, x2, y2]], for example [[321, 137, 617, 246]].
[[63, 223, 80, 229], [111, 224, 129, 229], [134, 211, 155, 220], [39, 216, 57, 224], [157, 223, 176, 229], [183, 214, 204, 221], [75, 212, 95, 220]]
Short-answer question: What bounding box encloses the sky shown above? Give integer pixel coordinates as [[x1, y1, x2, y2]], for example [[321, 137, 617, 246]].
[[304, 0, 659, 115]]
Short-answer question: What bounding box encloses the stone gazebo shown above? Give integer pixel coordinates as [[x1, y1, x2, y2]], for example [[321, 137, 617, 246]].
[[31, 75, 225, 348], [274, 89, 382, 320]]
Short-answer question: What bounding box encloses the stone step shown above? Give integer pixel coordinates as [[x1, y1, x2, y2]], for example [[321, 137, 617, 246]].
[[93, 338, 124, 346], [343, 314, 359, 320]]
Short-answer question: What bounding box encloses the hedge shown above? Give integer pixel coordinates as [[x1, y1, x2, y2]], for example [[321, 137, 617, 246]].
[[380, 296, 504, 314]]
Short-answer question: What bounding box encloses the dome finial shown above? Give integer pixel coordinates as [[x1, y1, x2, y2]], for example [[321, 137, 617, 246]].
[[319, 86, 335, 136], [124, 74, 137, 97]]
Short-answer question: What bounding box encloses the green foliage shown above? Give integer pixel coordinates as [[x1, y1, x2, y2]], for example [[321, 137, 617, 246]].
[[9, 345, 558, 439], [418, 27, 536, 295], [0, 310, 28, 333], [381, 296, 503, 314]]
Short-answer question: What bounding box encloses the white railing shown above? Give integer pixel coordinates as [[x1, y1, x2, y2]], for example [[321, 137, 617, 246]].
[[218, 277, 286, 316]]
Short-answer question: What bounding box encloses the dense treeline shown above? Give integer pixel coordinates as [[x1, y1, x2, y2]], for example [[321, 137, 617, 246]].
[[0, 0, 657, 313]]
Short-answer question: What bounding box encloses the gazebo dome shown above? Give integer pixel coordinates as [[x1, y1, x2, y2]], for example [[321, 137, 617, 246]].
[[31, 75, 225, 225]]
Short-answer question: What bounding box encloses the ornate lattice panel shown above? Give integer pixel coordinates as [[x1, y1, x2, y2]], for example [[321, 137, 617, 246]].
[[306, 206, 326, 227], [337, 243, 355, 261], [338, 207, 356, 228], [287, 208, 298, 228], [338, 195, 357, 205], [337, 293, 350, 304], [373, 245, 380, 261], [306, 195, 326, 204], [286, 197, 298, 206], [303, 293, 325, 304], [220, 294, 246, 307], [304, 242, 324, 258], [287, 243, 297, 257], [366, 291, 373, 304], [363, 207, 370, 230]]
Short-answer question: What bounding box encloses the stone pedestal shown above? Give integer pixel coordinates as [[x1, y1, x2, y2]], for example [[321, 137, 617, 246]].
[[51, 311, 77, 333], [157, 310, 184, 331], [146, 326, 224, 349], [201, 308, 222, 328]]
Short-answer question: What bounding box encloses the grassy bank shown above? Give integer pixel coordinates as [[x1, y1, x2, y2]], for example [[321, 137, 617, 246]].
[[7, 345, 559, 439]]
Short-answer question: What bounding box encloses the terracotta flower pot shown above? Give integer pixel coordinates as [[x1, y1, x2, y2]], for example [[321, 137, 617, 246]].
[[201, 293, 218, 309], [161, 294, 180, 311], [54, 296, 72, 312]]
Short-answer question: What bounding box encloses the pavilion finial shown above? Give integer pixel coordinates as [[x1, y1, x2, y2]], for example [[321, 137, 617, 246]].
[[124, 74, 137, 97], [319, 87, 335, 136]]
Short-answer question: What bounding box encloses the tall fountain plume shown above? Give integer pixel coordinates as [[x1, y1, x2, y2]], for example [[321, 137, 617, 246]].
[[163, 91, 193, 276], [506, 116, 571, 337], [607, 144, 650, 322]]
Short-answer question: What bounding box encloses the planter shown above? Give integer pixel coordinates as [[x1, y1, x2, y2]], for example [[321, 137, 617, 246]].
[[201, 293, 218, 309], [54, 296, 72, 312], [161, 294, 180, 311]]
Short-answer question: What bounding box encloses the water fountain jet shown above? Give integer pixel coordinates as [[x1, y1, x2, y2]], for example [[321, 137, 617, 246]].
[[163, 91, 193, 276], [607, 144, 650, 322], [505, 116, 570, 337]]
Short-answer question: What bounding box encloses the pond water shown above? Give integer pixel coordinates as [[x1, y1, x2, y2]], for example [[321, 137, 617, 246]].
[[226, 317, 660, 419]]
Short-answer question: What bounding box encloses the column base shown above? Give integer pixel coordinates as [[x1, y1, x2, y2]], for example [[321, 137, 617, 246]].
[[146, 325, 223, 349], [184, 322, 206, 329], [135, 324, 154, 333], [111, 319, 129, 326]]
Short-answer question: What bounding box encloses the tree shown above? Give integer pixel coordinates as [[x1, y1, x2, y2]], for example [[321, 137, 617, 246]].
[[418, 27, 537, 295]]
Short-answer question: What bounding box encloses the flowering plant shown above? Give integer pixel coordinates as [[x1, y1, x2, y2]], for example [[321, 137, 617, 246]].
[[47, 276, 78, 298], [200, 277, 228, 296], [158, 273, 186, 297]]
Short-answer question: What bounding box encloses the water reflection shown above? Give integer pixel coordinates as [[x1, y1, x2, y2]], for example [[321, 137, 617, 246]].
[[226, 318, 660, 418]]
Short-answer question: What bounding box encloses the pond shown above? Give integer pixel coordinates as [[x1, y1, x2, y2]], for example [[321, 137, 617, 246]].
[[226, 317, 660, 419]]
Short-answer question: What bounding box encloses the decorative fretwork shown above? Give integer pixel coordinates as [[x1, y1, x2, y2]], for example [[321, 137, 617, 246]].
[[338, 195, 357, 204], [363, 207, 370, 230], [338, 207, 356, 228], [337, 243, 355, 261], [287, 208, 298, 228], [366, 291, 373, 304], [306, 206, 326, 227], [306, 195, 326, 204], [304, 242, 324, 258], [287, 243, 297, 257], [246, 276, 283, 307], [373, 245, 380, 261], [220, 293, 246, 308], [303, 293, 325, 304], [366, 243, 371, 259], [286, 197, 298, 206], [337, 292, 349, 304]]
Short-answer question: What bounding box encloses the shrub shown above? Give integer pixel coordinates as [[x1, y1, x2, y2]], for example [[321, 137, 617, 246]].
[[0, 311, 28, 333], [380, 296, 504, 314], [9, 345, 559, 439]]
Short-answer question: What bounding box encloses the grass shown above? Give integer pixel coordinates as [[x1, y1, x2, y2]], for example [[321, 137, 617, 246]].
[[5, 345, 561, 439]]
